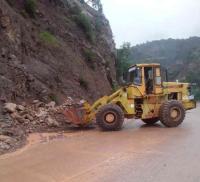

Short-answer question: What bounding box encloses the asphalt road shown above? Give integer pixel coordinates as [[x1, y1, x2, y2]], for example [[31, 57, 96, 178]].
[[0, 105, 199, 182]]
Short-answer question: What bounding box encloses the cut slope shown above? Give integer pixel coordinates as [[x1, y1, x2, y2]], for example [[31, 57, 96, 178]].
[[0, 0, 116, 105]]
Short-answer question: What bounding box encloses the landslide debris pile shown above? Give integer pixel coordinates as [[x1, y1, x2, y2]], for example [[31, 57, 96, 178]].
[[0, 98, 79, 155], [0, 0, 116, 155]]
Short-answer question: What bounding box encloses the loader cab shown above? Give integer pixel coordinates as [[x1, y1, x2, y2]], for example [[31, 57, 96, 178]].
[[128, 64, 163, 95], [128, 66, 142, 86]]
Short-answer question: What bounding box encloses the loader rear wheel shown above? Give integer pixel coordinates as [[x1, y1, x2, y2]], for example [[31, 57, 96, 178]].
[[142, 118, 159, 125], [96, 104, 124, 131], [159, 100, 185, 127]]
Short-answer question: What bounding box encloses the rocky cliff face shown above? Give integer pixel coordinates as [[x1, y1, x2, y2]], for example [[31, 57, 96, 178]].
[[0, 0, 116, 105]]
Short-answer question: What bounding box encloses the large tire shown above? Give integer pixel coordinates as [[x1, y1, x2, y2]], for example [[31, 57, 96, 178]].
[[96, 104, 124, 131], [159, 100, 185, 127], [142, 118, 159, 125]]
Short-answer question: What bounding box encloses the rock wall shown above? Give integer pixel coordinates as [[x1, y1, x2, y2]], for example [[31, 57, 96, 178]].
[[0, 0, 116, 105]]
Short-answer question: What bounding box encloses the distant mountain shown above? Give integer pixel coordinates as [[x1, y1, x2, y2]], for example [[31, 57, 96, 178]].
[[130, 37, 200, 99]]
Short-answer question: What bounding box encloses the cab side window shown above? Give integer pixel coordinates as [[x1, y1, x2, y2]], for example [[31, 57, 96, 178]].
[[144, 67, 153, 94], [155, 67, 161, 85]]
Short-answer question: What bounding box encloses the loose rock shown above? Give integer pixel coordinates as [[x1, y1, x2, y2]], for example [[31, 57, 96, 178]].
[[46, 101, 56, 108], [4, 103, 17, 113], [17, 105, 25, 111], [46, 117, 59, 127], [0, 97, 80, 155], [0, 142, 10, 150], [0, 135, 12, 141]]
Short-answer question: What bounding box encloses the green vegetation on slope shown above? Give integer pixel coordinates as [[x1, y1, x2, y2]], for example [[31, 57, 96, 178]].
[[74, 13, 95, 43], [39, 31, 58, 46], [6, 0, 37, 18], [83, 48, 96, 70], [24, 0, 37, 18]]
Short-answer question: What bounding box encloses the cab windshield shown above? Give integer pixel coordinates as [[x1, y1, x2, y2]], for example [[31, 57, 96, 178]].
[[128, 66, 142, 85]]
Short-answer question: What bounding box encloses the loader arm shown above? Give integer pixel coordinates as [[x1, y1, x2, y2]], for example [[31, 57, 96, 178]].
[[64, 85, 142, 126], [83, 85, 142, 125]]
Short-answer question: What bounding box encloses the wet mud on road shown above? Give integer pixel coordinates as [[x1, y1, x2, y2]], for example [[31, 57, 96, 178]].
[[0, 105, 199, 182]]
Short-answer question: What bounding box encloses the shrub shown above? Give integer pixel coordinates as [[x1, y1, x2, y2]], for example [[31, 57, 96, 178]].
[[83, 49, 94, 60], [39, 31, 58, 46], [95, 17, 103, 32], [49, 93, 59, 104], [79, 77, 88, 90], [24, 0, 37, 18], [74, 13, 95, 43], [20, 10, 28, 18], [111, 82, 119, 92], [83, 49, 96, 70], [69, 4, 82, 15]]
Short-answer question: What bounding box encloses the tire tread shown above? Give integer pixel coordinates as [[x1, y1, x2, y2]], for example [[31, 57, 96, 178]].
[[159, 100, 185, 127], [96, 104, 124, 131]]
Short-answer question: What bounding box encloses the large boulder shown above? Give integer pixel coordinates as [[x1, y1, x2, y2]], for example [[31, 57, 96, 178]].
[[4, 103, 17, 113]]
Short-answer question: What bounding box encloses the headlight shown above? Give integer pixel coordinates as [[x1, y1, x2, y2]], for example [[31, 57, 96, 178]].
[[188, 95, 194, 100]]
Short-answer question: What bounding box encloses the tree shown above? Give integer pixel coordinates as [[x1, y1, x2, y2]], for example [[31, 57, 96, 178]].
[[116, 42, 132, 81]]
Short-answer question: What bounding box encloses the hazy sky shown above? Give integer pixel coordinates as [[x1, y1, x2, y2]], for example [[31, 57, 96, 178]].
[[101, 0, 200, 47]]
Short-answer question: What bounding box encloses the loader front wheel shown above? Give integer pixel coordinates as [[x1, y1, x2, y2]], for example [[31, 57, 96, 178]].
[[96, 104, 124, 131], [159, 100, 185, 127], [142, 118, 159, 125]]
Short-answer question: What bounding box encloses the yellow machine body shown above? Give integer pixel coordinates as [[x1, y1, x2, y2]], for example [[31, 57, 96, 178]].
[[65, 63, 196, 126]]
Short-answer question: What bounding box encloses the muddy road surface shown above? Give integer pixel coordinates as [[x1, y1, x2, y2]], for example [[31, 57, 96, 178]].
[[0, 105, 199, 182]]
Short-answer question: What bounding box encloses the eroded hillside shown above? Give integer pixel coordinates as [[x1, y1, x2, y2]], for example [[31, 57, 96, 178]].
[[0, 0, 116, 105]]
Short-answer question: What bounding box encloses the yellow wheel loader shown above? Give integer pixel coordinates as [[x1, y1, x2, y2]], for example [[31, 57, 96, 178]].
[[64, 63, 196, 130]]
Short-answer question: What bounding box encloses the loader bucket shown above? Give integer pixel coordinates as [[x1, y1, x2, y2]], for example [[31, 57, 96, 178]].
[[63, 105, 86, 126]]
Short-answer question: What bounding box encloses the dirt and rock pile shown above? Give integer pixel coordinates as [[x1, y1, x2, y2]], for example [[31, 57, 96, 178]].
[[0, 0, 116, 155], [0, 98, 80, 155]]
